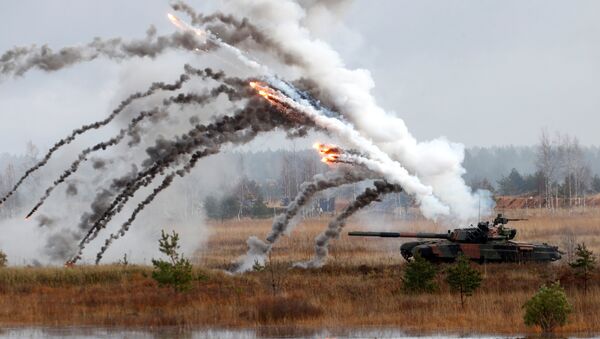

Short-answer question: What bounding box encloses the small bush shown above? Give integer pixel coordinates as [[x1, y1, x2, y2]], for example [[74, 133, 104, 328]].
[[523, 282, 572, 334], [252, 259, 265, 272], [255, 294, 322, 323], [119, 253, 129, 266], [402, 252, 437, 293], [0, 250, 7, 267], [151, 230, 193, 292]]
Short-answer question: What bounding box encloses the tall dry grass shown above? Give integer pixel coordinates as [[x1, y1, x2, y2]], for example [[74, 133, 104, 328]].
[[0, 209, 599, 335]]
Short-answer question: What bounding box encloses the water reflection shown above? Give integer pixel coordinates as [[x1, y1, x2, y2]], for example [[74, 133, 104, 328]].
[[0, 327, 589, 338]]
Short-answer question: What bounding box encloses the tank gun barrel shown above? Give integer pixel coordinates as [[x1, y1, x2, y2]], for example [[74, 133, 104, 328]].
[[348, 231, 450, 239], [493, 213, 528, 225]]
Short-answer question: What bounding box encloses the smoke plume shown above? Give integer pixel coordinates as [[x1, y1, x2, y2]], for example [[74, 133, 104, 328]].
[[0, 1, 493, 266], [208, 0, 491, 222], [252, 81, 451, 220], [0, 71, 191, 209], [27, 68, 248, 220], [295, 180, 402, 268], [0, 27, 207, 78], [234, 166, 371, 272], [71, 97, 312, 264]]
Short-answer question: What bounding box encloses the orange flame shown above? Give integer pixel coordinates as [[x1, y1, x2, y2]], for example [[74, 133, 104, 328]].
[[249, 81, 279, 102], [313, 142, 342, 164]]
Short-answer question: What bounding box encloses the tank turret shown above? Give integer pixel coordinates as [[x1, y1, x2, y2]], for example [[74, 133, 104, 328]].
[[348, 214, 562, 263]]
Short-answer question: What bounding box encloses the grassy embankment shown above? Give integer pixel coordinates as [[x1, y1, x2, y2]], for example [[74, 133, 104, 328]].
[[0, 209, 599, 335]]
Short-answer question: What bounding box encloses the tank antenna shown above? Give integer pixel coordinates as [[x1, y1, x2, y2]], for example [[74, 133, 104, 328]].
[[478, 192, 481, 223]]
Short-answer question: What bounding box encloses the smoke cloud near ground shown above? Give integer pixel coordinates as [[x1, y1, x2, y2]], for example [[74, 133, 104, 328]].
[[234, 166, 372, 273], [295, 180, 402, 269]]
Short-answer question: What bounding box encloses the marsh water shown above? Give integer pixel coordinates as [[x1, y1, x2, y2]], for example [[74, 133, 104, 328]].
[[0, 327, 591, 339]]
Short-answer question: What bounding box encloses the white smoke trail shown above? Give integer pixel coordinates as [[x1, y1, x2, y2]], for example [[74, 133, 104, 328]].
[[217, 0, 490, 222], [233, 167, 371, 273], [263, 85, 450, 220], [295, 180, 402, 269]]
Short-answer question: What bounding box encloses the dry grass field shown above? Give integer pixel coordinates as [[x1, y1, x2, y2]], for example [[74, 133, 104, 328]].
[[0, 208, 600, 336]]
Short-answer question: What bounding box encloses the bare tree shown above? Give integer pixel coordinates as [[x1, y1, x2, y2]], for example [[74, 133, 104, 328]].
[[536, 129, 558, 211], [562, 229, 578, 263], [25, 141, 39, 160], [2, 164, 18, 218], [279, 153, 298, 202], [237, 154, 246, 220]]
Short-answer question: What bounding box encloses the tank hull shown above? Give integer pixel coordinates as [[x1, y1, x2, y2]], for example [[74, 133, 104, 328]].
[[401, 240, 562, 263]]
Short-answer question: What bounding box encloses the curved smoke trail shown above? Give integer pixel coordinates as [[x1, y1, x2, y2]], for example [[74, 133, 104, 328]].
[[0, 72, 191, 209], [0, 27, 207, 78], [26, 74, 247, 219], [67, 73, 270, 263], [72, 97, 312, 264], [251, 82, 451, 220], [187, 0, 491, 221], [234, 166, 373, 272], [295, 180, 402, 269]]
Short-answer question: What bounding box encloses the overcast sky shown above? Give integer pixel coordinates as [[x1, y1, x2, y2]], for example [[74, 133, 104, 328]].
[[0, 0, 598, 154]]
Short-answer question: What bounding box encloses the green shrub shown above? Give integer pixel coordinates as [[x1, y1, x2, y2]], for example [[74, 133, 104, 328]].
[[445, 253, 482, 308], [0, 250, 7, 268], [402, 253, 437, 293], [569, 242, 596, 293], [523, 282, 572, 334], [151, 230, 193, 292]]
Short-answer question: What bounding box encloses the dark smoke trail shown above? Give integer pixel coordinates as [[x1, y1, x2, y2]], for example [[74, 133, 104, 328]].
[[170, 1, 305, 67], [0, 72, 190, 209], [25, 108, 164, 219], [234, 167, 372, 272], [93, 147, 215, 264], [70, 98, 312, 264], [93, 119, 310, 264], [296, 180, 403, 268], [170, 1, 203, 26], [27, 76, 246, 219], [73, 79, 258, 246], [266, 169, 371, 245], [0, 27, 208, 78], [1, 64, 236, 211]]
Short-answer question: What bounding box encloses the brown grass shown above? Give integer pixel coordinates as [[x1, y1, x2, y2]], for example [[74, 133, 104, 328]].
[[1, 209, 600, 335]]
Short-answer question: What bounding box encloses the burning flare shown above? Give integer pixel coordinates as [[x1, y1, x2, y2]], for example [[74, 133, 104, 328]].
[[249, 81, 279, 101], [313, 142, 342, 164], [167, 13, 205, 38]]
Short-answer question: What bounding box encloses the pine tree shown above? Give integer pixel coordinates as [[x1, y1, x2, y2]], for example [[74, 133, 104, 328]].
[[402, 253, 437, 293], [0, 250, 7, 267], [523, 282, 572, 334], [569, 243, 596, 294], [591, 175, 600, 194], [445, 254, 482, 308], [151, 230, 193, 292]]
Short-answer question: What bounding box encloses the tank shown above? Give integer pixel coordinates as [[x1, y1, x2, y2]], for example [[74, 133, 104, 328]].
[[348, 214, 562, 263]]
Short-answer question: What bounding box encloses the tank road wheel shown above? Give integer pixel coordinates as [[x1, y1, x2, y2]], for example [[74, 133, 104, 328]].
[[401, 248, 413, 261]]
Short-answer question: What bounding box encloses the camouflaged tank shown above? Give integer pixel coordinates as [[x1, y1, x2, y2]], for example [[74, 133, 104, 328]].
[[348, 214, 562, 263]]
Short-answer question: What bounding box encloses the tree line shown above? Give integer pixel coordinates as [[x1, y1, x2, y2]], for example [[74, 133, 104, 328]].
[[1, 134, 599, 222], [489, 131, 600, 209]]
